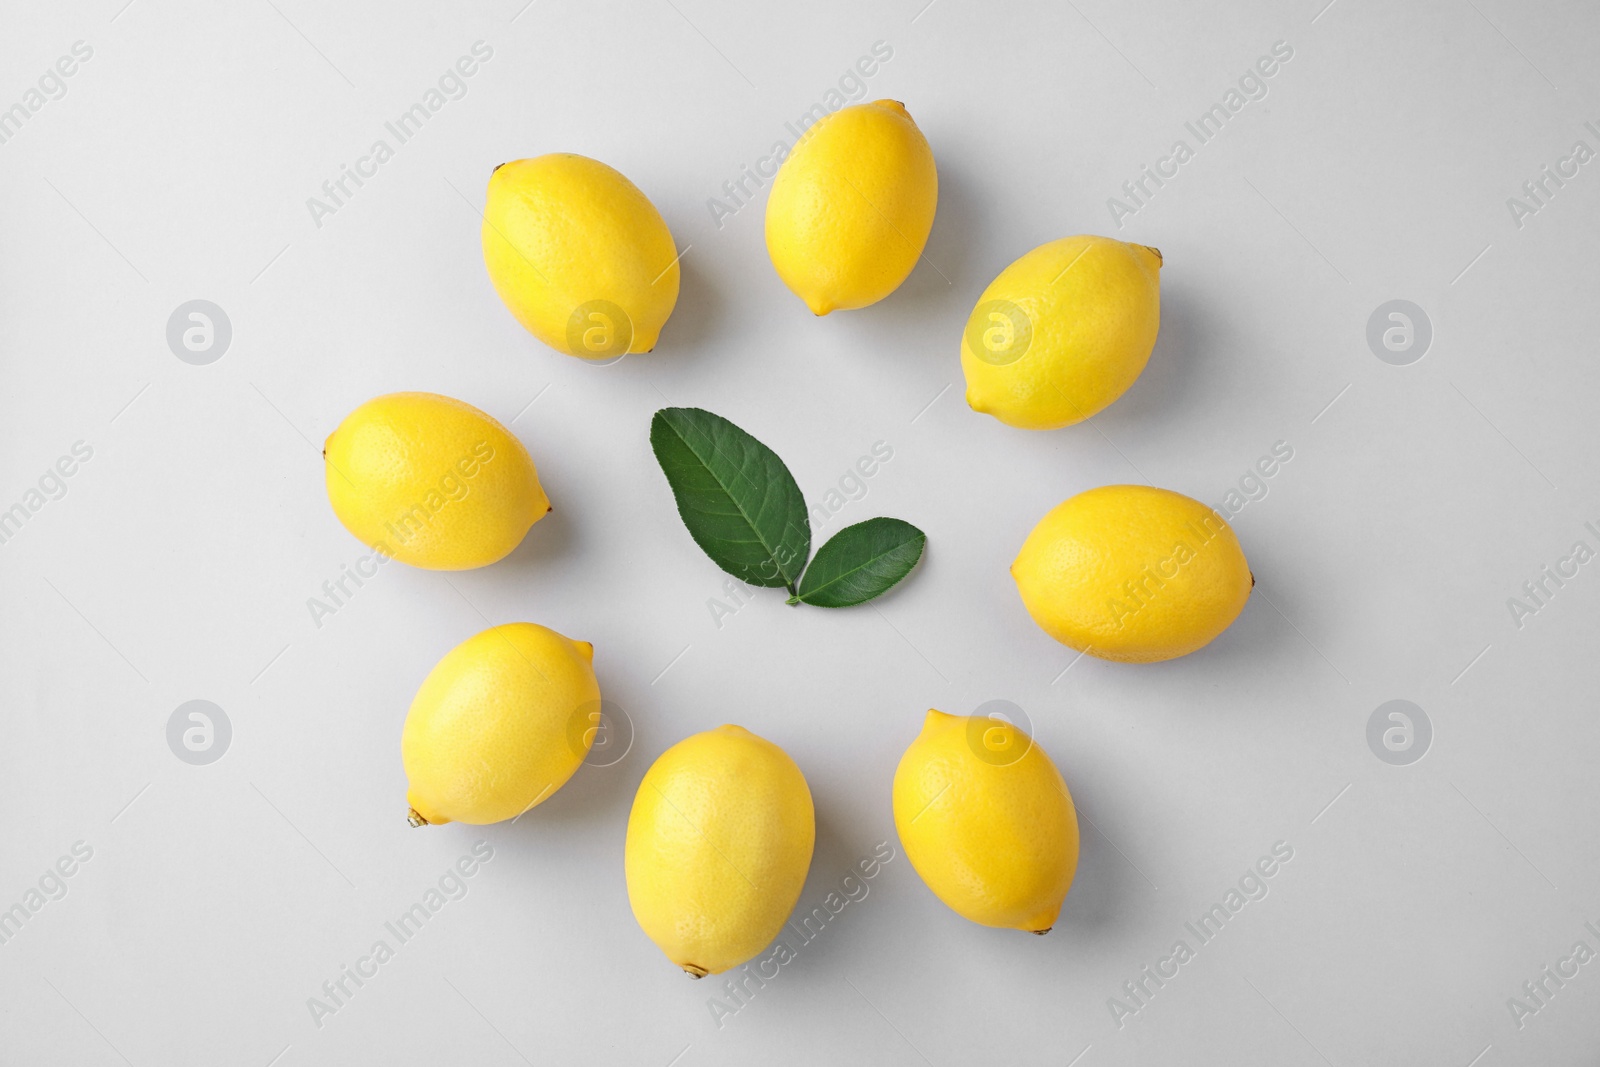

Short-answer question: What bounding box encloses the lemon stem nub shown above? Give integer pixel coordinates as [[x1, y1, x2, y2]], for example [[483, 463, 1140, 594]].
[[682, 965, 708, 979], [407, 807, 429, 827], [1031, 927, 1052, 936]]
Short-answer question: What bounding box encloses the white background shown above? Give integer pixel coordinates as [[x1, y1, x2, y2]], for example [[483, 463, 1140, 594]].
[[2, 0, 1599, 1064]]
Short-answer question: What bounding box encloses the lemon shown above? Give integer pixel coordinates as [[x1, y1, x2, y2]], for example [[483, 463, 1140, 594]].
[[324, 392, 548, 570], [402, 623, 600, 826], [962, 235, 1162, 430], [893, 710, 1079, 933], [765, 100, 938, 314], [625, 725, 815, 977], [1012, 485, 1252, 663], [482, 154, 680, 358]]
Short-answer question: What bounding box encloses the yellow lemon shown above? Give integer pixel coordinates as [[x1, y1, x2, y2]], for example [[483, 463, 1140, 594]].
[[324, 392, 548, 570], [1012, 485, 1252, 663], [962, 235, 1162, 430], [402, 623, 600, 826], [892, 710, 1078, 933], [765, 100, 937, 314], [625, 725, 815, 977], [482, 154, 680, 358]]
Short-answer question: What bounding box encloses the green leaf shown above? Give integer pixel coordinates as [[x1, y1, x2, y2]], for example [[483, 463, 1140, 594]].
[[650, 408, 811, 589], [791, 517, 925, 607]]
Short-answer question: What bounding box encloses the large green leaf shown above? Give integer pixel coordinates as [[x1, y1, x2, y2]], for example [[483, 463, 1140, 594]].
[[791, 517, 925, 607], [650, 408, 811, 589]]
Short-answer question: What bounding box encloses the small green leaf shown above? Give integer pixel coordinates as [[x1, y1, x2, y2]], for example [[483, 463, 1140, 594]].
[[650, 408, 811, 589], [794, 517, 925, 607]]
